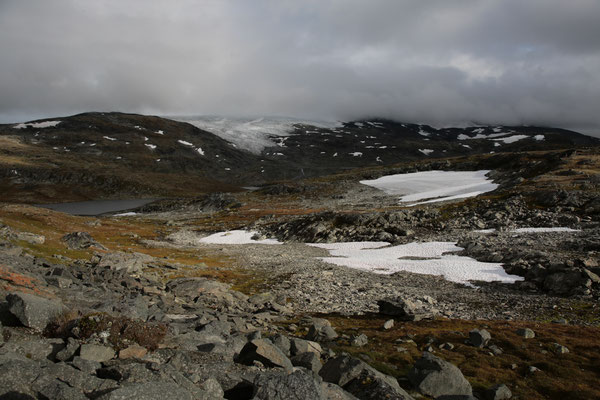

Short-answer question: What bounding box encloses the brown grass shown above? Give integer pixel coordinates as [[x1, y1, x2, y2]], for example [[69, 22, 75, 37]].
[[313, 315, 600, 400]]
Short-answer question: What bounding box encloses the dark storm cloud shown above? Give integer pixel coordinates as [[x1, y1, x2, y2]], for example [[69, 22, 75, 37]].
[[1, 0, 599, 135]]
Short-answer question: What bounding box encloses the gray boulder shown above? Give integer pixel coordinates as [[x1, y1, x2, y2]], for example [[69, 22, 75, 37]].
[[377, 298, 432, 321], [291, 351, 322, 373], [351, 334, 368, 347], [408, 352, 472, 398], [344, 369, 414, 400], [237, 339, 293, 372], [320, 355, 412, 400], [271, 334, 291, 356], [7, 292, 65, 331], [469, 329, 491, 348], [61, 232, 104, 250], [96, 382, 198, 400], [290, 337, 322, 356], [516, 328, 535, 339], [252, 369, 325, 400], [306, 318, 338, 341], [96, 251, 155, 274], [322, 383, 360, 400], [79, 344, 116, 362], [484, 383, 512, 400]]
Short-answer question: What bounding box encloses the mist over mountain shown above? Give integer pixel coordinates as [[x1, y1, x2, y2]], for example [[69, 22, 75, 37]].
[[1, 1, 600, 136]]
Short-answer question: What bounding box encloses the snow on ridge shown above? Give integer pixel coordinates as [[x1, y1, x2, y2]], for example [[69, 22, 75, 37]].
[[178, 140, 194, 146], [360, 170, 498, 205], [309, 241, 522, 286], [14, 120, 61, 129], [492, 135, 529, 144], [178, 116, 341, 155]]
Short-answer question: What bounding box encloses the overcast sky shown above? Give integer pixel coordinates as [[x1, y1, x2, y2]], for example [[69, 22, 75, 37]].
[[1, 0, 599, 135]]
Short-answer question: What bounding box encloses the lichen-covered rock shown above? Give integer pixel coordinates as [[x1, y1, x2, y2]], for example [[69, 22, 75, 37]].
[[7, 291, 65, 331], [408, 352, 472, 398]]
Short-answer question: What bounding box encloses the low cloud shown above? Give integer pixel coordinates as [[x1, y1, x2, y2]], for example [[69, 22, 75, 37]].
[[1, 0, 599, 136]]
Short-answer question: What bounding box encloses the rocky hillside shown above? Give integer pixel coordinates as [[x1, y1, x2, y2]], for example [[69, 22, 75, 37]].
[[1, 112, 598, 203]]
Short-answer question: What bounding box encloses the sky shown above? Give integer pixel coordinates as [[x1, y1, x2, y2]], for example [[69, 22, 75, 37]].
[[1, 0, 599, 136]]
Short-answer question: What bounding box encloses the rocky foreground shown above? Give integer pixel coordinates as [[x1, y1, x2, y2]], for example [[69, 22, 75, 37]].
[[0, 147, 599, 399]]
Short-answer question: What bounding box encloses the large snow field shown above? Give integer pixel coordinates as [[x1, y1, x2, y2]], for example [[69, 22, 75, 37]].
[[360, 170, 498, 204], [179, 116, 341, 155], [309, 241, 523, 286], [199, 230, 282, 245]]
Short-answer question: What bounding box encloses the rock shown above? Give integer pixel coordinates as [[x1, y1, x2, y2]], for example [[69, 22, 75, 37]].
[[237, 339, 293, 372], [320, 355, 401, 392], [469, 329, 491, 348], [528, 366, 540, 373], [439, 343, 454, 351], [252, 369, 326, 400], [36, 379, 89, 400], [291, 351, 323, 373], [516, 328, 535, 339], [344, 368, 415, 400], [408, 352, 472, 398], [199, 377, 225, 399], [543, 271, 586, 295], [96, 382, 197, 400], [552, 343, 569, 354], [6, 291, 65, 331], [488, 345, 503, 356], [290, 337, 322, 356], [351, 333, 368, 347], [71, 356, 101, 374], [166, 277, 233, 301], [119, 344, 148, 359], [383, 319, 394, 330], [56, 337, 80, 362], [96, 251, 155, 274], [271, 333, 291, 356], [0, 320, 3, 345], [79, 344, 116, 362], [377, 298, 432, 321], [322, 383, 360, 400], [61, 232, 104, 250], [306, 317, 338, 341], [0, 358, 42, 398], [16, 231, 45, 244], [484, 383, 512, 400]]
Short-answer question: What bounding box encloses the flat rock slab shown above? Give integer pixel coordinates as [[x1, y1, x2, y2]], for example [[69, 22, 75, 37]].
[[237, 339, 293, 372], [7, 291, 65, 331], [80, 344, 116, 363]]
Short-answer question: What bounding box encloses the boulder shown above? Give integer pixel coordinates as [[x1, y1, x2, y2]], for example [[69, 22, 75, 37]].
[[61, 232, 104, 250], [237, 339, 293, 372], [516, 328, 535, 339], [351, 334, 368, 347], [96, 382, 198, 400], [322, 383, 360, 400], [290, 337, 322, 356], [252, 369, 326, 400], [79, 344, 116, 363], [291, 351, 323, 373], [7, 292, 65, 331], [320, 355, 407, 399], [383, 319, 394, 330], [96, 251, 155, 274], [469, 329, 491, 348], [271, 333, 291, 356], [306, 318, 338, 341], [408, 352, 472, 398], [344, 369, 414, 400], [484, 383, 512, 400], [377, 298, 432, 321], [552, 343, 569, 354]]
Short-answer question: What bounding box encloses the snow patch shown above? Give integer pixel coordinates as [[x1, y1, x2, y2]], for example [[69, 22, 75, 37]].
[[197, 147, 205, 156], [103, 136, 117, 141], [349, 152, 363, 157], [145, 144, 157, 150], [199, 230, 282, 245], [534, 135, 545, 141], [178, 140, 194, 146], [419, 149, 434, 155], [14, 120, 61, 129], [309, 241, 522, 286], [360, 170, 498, 205], [513, 227, 580, 233], [156, 130, 164, 135], [114, 212, 137, 217], [492, 135, 529, 144]]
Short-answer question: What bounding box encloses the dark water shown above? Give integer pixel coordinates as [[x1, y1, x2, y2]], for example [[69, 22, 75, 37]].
[[36, 199, 157, 216]]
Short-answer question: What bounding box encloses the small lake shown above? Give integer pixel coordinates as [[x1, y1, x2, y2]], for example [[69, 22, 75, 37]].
[[36, 199, 157, 216]]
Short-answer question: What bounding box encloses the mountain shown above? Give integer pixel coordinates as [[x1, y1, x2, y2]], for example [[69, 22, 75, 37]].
[[0, 112, 598, 202]]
